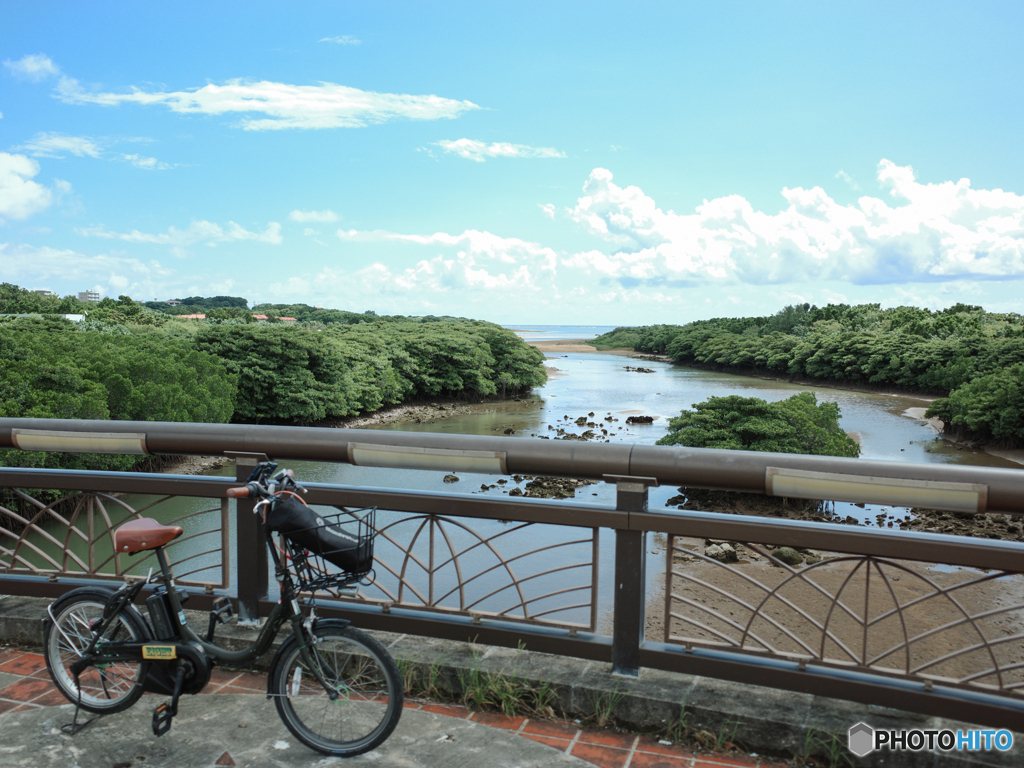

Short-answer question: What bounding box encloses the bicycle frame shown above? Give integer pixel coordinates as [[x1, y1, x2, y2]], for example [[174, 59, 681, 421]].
[[70, 526, 343, 693]]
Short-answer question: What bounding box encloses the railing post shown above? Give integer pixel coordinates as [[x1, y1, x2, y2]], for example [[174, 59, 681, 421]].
[[227, 451, 269, 623], [606, 475, 659, 677]]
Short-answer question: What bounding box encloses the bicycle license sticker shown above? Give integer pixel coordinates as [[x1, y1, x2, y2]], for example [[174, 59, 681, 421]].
[[142, 645, 178, 660]]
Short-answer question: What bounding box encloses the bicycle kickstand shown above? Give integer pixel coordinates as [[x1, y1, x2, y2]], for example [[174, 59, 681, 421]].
[[152, 664, 186, 737]]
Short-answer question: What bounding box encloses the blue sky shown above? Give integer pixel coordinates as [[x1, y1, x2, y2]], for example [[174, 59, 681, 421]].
[[2, 2, 1023, 323]]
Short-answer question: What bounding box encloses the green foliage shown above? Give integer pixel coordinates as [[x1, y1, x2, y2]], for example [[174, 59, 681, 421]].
[[0, 283, 92, 316], [595, 302, 1024, 444], [195, 325, 357, 423], [206, 306, 256, 323], [193, 320, 546, 423], [0, 315, 237, 471], [146, 295, 249, 314], [0, 285, 549, 465], [657, 392, 860, 457], [926, 364, 1024, 446]]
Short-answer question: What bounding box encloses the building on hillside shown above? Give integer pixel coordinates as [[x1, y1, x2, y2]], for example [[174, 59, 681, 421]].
[[178, 313, 206, 320], [251, 314, 298, 322], [164, 299, 182, 306], [33, 289, 56, 298], [77, 290, 101, 302]]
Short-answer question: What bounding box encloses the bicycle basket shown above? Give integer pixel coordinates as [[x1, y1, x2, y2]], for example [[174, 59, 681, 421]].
[[267, 497, 376, 590]]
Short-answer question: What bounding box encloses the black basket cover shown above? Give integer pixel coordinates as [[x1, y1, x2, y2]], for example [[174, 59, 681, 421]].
[[266, 496, 371, 573]]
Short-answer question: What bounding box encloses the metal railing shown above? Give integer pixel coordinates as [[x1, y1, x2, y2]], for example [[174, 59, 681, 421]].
[[1, 418, 1023, 730]]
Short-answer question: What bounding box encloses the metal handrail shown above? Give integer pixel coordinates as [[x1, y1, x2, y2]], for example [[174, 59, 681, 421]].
[[2, 418, 1022, 514]]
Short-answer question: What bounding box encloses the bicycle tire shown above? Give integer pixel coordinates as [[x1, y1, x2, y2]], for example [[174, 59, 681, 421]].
[[269, 621, 403, 756], [43, 587, 150, 714]]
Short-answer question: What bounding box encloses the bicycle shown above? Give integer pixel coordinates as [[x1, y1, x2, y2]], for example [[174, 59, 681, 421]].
[[42, 461, 403, 757]]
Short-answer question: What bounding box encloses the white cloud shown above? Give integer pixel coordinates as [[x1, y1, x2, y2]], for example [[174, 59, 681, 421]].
[[4, 54, 61, 81], [76, 219, 283, 247], [121, 153, 173, 170], [289, 209, 338, 222], [56, 75, 480, 131], [434, 139, 566, 162], [333, 228, 559, 297], [14, 132, 103, 159], [0, 243, 173, 287], [13, 132, 173, 170], [835, 170, 859, 190], [565, 162, 1024, 286], [320, 36, 361, 45], [0, 152, 54, 220], [539, 203, 556, 219]]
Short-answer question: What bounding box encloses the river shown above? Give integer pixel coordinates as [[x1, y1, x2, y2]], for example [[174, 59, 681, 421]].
[[27, 326, 1021, 626]]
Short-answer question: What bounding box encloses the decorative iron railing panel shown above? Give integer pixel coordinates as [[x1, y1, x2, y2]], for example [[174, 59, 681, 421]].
[[663, 535, 1024, 699], [0, 489, 229, 590], [287, 509, 599, 631]]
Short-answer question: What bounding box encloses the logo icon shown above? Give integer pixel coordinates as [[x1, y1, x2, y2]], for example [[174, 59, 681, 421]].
[[848, 722, 874, 756]]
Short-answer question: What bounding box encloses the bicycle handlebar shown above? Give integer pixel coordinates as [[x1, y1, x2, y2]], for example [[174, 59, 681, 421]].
[[226, 487, 250, 498]]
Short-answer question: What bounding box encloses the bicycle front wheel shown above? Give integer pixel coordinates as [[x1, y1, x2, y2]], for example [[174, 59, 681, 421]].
[[269, 621, 403, 756]]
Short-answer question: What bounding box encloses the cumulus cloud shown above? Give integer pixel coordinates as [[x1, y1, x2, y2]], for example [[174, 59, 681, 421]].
[[434, 139, 566, 162], [320, 36, 361, 45], [336, 228, 558, 294], [4, 54, 61, 81], [56, 75, 480, 131], [13, 132, 102, 159], [565, 161, 1024, 286], [0, 152, 55, 220], [76, 219, 283, 247], [289, 209, 338, 222], [539, 203, 556, 219], [313, 161, 1024, 320]]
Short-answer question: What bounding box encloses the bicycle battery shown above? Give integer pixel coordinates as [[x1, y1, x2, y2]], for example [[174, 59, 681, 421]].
[[146, 586, 190, 640]]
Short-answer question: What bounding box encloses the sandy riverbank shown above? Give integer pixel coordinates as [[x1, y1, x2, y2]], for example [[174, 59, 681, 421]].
[[644, 537, 1024, 688], [525, 338, 672, 362], [526, 337, 598, 354]]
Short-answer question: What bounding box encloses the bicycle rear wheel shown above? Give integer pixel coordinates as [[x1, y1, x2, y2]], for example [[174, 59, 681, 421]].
[[43, 587, 149, 714], [269, 621, 403, 756]]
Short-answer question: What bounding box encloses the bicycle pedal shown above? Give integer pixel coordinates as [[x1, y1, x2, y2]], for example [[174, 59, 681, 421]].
[[152, 703, 174, 736], [212, 596, 234, 623]]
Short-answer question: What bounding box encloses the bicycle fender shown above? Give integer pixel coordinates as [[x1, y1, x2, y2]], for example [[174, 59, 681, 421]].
[[43, 585, 154, 641], [265, 617, 350, 697]]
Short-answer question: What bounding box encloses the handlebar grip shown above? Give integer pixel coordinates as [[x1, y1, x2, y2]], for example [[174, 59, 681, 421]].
[[226, 487, 250, 498]]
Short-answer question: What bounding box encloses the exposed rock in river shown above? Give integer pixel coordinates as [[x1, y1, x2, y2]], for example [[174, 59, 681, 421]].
[[523, 476, 598, 499], [625, 415, 654, 425]]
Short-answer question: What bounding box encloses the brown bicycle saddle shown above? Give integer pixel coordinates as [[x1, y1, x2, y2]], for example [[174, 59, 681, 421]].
[[115, 517, 184, 555]]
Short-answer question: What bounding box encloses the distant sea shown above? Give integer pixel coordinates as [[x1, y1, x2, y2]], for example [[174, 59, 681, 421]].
[[503, 325, 618, 342]]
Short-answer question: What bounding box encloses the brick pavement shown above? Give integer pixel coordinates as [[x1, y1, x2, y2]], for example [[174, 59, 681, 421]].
[[0, 645, 789, 768]]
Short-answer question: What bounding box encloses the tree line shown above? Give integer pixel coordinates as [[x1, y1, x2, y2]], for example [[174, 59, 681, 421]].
[[595, 302, 1024, 447], [0, 284, 546, 472]]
